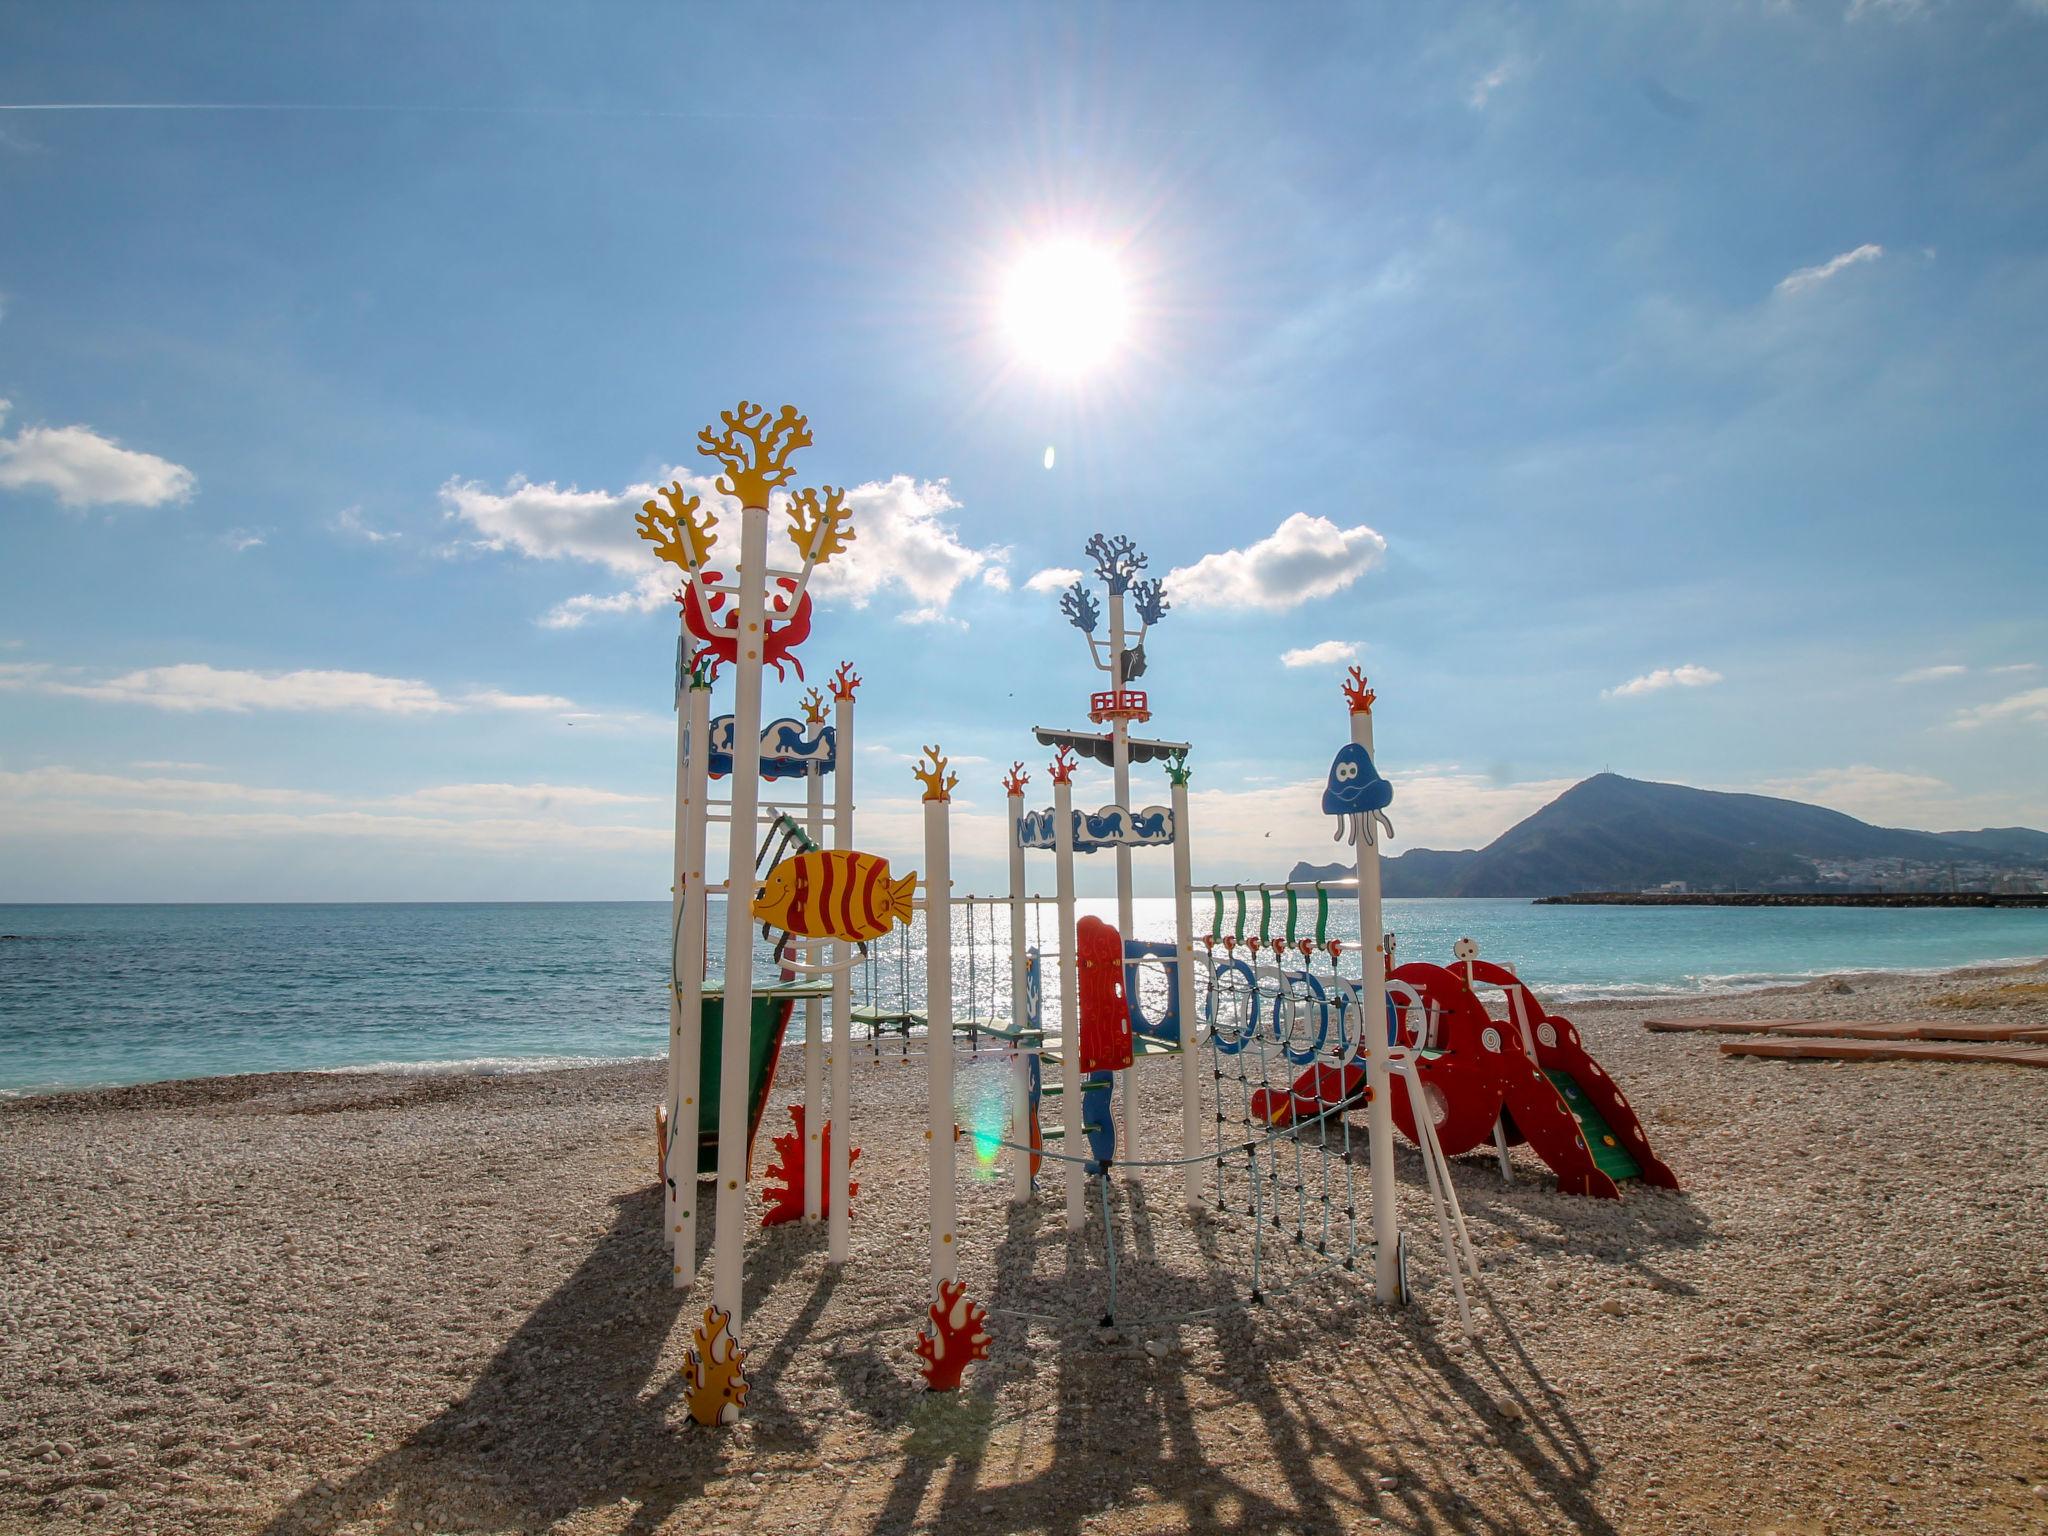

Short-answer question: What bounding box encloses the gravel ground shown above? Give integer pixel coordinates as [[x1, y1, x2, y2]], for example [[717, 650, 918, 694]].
[[4, 960, 2047, 1536]]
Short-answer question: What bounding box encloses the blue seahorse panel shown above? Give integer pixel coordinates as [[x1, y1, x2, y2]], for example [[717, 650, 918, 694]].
[[1017, 803, 1176, 852], [705, 716, 837, 780]]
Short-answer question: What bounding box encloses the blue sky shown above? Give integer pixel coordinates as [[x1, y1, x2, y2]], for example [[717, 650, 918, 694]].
[[2, 0, 2045, 900]]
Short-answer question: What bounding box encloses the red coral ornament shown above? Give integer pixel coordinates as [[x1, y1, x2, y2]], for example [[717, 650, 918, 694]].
[[759, 1106, 859, 1227], [1341, 665, 1376, 715], [913, 1279, 991, 1392]]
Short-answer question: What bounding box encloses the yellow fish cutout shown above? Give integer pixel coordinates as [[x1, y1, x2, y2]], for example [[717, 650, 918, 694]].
[[752, 850, 917, 943]]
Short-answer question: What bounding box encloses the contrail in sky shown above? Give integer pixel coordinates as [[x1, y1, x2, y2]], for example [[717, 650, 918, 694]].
[[0, 101, 871, 122]]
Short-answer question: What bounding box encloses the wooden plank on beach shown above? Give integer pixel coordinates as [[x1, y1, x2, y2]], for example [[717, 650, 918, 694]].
[[1719, 1039, 2048, 1068], [1645, 1017, 2048, 1042]]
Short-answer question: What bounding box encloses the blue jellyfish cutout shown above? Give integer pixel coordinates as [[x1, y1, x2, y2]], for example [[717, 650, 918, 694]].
[[1322, 741, 1395, 847]]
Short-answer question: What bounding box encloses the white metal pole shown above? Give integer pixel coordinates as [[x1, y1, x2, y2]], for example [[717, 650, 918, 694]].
[[802, 750, 824, 1221], [924, 787, 958, 1287], [1353, 696, 1399, 1305], [671, 667, 712, 1283], [1169, 771, 1201, 1208], [1006, 778, 1032, 1204], [1052, 773, 1085, 1228], [827, 678, 856, 1263], [711, 501, 770, 1331], [666, 629, 686, 1258], [1107, 587, 1136, 1170]]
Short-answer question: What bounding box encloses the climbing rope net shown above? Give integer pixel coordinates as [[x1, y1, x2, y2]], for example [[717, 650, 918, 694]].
[[838, 886, 1473, 1332]]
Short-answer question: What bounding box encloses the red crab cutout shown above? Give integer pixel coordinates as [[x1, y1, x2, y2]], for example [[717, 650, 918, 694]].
[[759, 1106, 860, 1227], [680, 570, 813, 681], [913, 1278, 991, 1392]]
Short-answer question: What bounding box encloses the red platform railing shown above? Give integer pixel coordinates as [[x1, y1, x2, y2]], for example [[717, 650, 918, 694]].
[[1088, 689, 1150, 724]]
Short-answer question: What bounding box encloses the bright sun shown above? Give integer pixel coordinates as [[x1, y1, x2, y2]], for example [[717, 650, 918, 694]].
[[1000, 240, 1130, 376]]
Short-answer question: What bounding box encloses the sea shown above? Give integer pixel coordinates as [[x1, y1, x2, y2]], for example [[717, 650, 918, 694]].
[[3, 898, 2045, 1097]]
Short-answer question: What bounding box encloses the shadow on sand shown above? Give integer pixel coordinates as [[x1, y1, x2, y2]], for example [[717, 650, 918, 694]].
[[259, 1152, 1686, 1535]]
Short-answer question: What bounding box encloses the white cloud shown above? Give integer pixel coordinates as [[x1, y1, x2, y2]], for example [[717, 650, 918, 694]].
[[385, 782, 659, 813], [457, 687, 580, 713], [1952, 687, 2048, 730], [440, 473, 665, 574], [10, 660, 578, 716], [221, 528, 266, 553], [980, 565, 1011, 591], [1166, 512, 1388, 612], [0, 769, 671, 855], [1280, 640, 1359, 669], [1741, 764, 2043, 833], [130, 759, 213, 772], [0, 767, 334, 807], [1746, 765, 1948, 819], [447, 470, 1003, 627], [332, 505, 400, 544], [1468, 59, 1517, 109], [1603, 664, 1723, 700], [804, 475, 1001, 619], [540, 571, 676, 630], [0, 407, 195, 509], [1897, 664, 1967, 683], [1024, 566, 1084, 594], [1776, 243, 1884, 297], [1989, 662, 2039, 675]]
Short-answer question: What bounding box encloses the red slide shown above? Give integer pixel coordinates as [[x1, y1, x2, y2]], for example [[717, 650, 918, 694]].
[[1386, 963, 1623, 1199], [1465, 960, 1680, 1191]]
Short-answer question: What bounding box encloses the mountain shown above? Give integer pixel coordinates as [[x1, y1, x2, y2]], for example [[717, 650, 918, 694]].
[[1934, 827, 2048, 860], [1292, 774, 2048, 897]]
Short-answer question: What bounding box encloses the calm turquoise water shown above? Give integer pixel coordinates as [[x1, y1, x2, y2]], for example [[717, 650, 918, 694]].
[[3, 899, 2044, 1095]]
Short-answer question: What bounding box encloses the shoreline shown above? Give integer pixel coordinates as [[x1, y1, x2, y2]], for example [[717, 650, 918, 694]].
[[5, 952, 2047, 1107], [9, 951, 2048, 1105]]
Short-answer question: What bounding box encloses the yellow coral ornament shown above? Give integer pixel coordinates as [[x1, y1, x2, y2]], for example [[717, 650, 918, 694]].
[[697, 401, 811, 509], [913, 745, 959, 804], [785, 484, 855, 565], [684, 1305, 750, 1427], [634, 480, 716, 572]]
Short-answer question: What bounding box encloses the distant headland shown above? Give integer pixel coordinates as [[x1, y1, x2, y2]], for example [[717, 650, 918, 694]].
[[1287, 773, 2048, 900]]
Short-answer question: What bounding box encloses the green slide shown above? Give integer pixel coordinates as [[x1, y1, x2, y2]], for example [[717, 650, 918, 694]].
[[1545, 1068, 1643, 1184], [692, 981, 821, 1176]]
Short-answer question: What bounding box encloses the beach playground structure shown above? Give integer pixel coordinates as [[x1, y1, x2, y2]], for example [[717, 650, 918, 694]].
[[641, 401, 1669, 1427]]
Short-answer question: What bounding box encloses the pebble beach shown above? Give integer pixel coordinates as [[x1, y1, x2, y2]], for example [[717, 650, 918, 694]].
[[4, 960, 2046, 1536]]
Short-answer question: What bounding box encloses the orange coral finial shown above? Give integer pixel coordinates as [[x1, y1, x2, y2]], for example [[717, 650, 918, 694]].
[[1048, 744, 1077, 786], [1001, 760, 1029, 797], [913, 1279, 991, 1392], [1342, 665, 1376, 715], [683, 1306, 750, 1426], [828, 660, 862, 702], [799, 686, 826, 725], [913, 745, 959, 803]]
